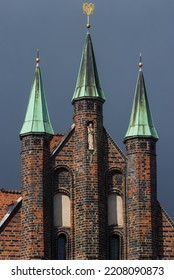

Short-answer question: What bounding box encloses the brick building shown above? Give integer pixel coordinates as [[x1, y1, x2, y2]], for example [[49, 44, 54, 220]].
[[0, 27, 174, 260]]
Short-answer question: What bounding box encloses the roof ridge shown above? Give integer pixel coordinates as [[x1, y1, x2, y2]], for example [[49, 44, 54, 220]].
[[158, 201, 174, 227], [0, 197, 22, 228], [104, 128, 126, 160], [51, 124, 75, 157], [0, 188, 21, 194]]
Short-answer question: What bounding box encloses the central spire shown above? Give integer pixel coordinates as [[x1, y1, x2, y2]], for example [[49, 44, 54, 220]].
[[72, 4, 105, 103]]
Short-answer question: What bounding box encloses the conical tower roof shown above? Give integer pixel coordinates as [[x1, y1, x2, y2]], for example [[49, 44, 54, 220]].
[[20, 54, 54, 136], [72, 33, 106, 103], [124, 60, 158, 141]]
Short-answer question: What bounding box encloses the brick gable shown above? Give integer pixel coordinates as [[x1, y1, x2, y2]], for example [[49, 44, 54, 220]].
[[158, 203, 174, 259]]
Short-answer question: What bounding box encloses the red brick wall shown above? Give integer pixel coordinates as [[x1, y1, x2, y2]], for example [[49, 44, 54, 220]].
[[104, 132, 126, 259], [158, 204, 174, 259], [73, 99, 106, 259], [50, 102, 128, 260], [1, 130, 174, 260], [125, 138, 158, 259], [50, 134, 64, 152], [20, 134, 52, 259], [0, 190, 21, 259], [50, 127, 75, 259], [0, 190, 20, 220]]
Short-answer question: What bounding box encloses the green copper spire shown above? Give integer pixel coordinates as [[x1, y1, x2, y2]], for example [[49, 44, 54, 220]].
[[72, 33, 106, 103], [20, 52, 54, 136], [124, 56, 158, 141]]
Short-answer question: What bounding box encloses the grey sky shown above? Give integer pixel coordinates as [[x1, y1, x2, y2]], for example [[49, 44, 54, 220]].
[[0, 0, 174, 220]]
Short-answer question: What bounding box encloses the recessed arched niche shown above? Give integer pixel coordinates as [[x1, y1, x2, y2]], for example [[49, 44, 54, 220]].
[[108, 193, 123, 227], [54, 193, 70, 227]]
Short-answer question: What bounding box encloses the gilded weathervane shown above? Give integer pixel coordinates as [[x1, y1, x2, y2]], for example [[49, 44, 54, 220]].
[[83, 3, 95, 30]]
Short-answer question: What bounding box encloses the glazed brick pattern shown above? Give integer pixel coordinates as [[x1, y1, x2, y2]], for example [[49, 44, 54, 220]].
[[104, 133, 127, 258], [106, 170, 125, 259], [52, 168, 73, 259], [53, 168, 71, 194], [1, 101, 174, 260], [20, 133, 52, 259], [51, 131, 75, 259], [158, 205, 174, 259], [0, 190, 21, 259], [73, 99, 107, 259], [125, 137, 158, 259], [40, 98, 174, 259]]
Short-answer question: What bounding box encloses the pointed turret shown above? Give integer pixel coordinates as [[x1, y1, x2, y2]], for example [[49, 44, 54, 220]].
[[72, 4, 107, 259], [20, 52, 54, 136], [72, 33, 106, 103], [124, 55, 158, 259], [20, 52, 53, 259], [124, 56, 158, 141]]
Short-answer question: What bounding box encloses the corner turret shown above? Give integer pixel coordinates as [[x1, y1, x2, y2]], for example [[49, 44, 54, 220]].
[[124, 55, 158, 259], [20, 52, 53, 259], [72, 4, 107, 259]]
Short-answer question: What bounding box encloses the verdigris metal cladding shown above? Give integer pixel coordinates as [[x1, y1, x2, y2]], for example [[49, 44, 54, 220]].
[[72, 33, 106, 103], [20, 62, 54, 136], [124, 69, 158, 140]]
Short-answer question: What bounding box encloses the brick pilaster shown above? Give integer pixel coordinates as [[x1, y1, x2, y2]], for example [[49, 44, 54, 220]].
[[73, 99, 107, 259]]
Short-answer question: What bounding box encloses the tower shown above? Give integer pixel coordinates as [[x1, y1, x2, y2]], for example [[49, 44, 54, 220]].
[[72, 27, 106, 259], [1, 3, 174, 261], [124, 56, 158, 259], [51, 4, 126, 260], [50, 3, 109, 260], [20, 53, 54, 259]]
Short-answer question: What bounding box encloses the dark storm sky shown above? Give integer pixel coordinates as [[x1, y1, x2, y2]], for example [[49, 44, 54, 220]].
[[0, 1, 174, 220]]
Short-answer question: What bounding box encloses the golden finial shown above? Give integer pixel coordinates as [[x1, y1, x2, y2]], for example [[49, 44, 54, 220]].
[[83, 3, 95, 29], [139, 52, 143, 69], [36, 49, 40, 64]]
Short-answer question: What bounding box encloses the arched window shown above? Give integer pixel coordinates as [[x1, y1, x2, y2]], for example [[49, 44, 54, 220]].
[[109, 235, 120, 260], [108, 171, 123, 192], [53, 168, 71, 193], [56, 234, 66, 260]]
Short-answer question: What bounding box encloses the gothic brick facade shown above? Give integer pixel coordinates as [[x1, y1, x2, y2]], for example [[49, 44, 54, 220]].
[[0, 31, 174, 260]]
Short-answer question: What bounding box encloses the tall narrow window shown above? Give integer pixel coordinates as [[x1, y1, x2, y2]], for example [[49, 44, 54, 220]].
[[109, 235, 120, 260], [56, 234, 66, 260]]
